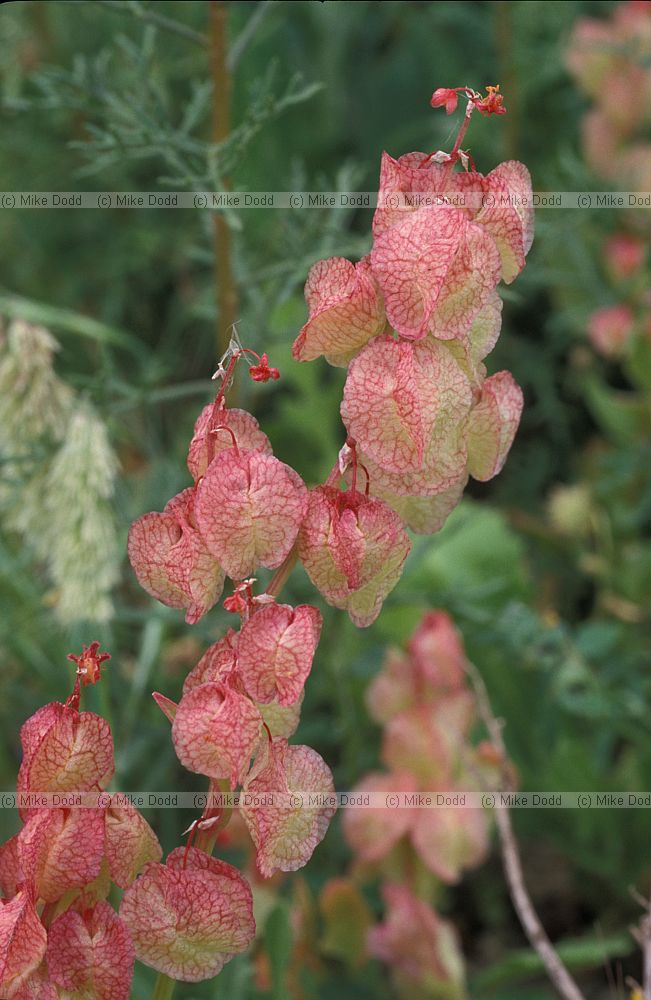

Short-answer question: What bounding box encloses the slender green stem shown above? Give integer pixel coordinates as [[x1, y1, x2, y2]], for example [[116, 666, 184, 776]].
[[152, 972, 176, 1000], [94, 0, 208, 47]]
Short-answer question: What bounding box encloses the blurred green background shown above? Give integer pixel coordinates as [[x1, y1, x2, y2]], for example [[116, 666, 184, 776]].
[[1, 1, 651, 997]]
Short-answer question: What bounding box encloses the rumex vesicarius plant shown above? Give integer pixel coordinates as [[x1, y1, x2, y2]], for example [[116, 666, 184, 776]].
[[0, 86, 532, 998]]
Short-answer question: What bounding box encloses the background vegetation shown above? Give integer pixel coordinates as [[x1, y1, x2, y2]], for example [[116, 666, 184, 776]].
[[1, 1, 650, 997]]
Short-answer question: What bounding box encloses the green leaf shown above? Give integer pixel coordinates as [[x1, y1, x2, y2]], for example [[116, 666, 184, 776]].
[[470, 933, 634, 995], [265, 901, 293, 1000]]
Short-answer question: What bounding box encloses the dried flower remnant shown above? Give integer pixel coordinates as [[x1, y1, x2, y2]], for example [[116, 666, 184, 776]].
[[66, 641, 111, 688]]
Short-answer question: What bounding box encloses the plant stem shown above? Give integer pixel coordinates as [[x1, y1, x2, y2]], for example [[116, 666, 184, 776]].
[[210, 0, 237, 359], [93, 0, 208, 46], [266, 544, 300, 598], [464, 659, 586, 1000], [227, 0, 275, 72], [152, 973, 176, 1000]]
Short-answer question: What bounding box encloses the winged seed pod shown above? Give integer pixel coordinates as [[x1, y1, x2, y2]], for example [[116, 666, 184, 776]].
[[0, 645, 163, 1000], [171, 679, 263, 790], [298, 486, 411, 628], [179, 629, 305, 740], [292, 256, 386, 365], [240, 738, 335, 878], [128, 487, 225, 624], [119, 847, 255, 981], [236, 603, 322, 706], [194, 449, 308, 580], [343, 611, 497, 885], [368, 882, 466, 1000], [187, 404, 272, 481], [46, 903, 135, 1000], [0, 889, 47, 998]]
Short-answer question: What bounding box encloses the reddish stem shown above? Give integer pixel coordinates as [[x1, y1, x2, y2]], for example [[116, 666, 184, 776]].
[[211, 424, 239, 453]]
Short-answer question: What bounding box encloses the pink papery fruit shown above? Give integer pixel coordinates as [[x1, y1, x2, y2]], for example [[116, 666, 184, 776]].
[[341, 334, 473, 481], [365, 648, 417, 725], [187, 404, 272, 481], [408, 610, 467, 692], [119, 847, 255, 982], [366, 477, 467, 536], [474, 161, 535, 283], [410, 805, 489, 884], [566, 17, 617, 97], [342, 772, 418, 864], [465, 370, 524, 481], [128, 487, 225, 625], [241, 739, 335, 878], [0, 890, 47, 998], [373, 150, 533, 285], [237, 603, 322, 706], [370, 204, 500, 342], [18, 808, 105, 903], [17, 703, 114, 813], [0, 838, 23, 900], [368, 882, 465, 993], [183, 629, 239, 693], [182, 630, 304, 738], [587, 304, 635, 358], [46, 902, 134, 1000], [366, 611, 466, 724], [298, 486, 411, 628], [11, 963, 57, 1000], [194, 449, 308, 580], [105, 800, 162, 889], [373, 151, 451, 238], [293, 256, 386, 366], [604, 232, 646, 280], [447, 291, 503, 383], [381, 694, 475, 788], [171, 680, 262, 789]]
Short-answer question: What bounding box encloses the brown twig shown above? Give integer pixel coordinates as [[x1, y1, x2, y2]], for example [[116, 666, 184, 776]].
[[210, 0, 237, 359], [464, 658, 586, 1000]]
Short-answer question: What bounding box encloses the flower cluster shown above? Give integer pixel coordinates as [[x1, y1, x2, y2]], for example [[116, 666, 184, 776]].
[[0, 645, 161, 999], [343, 611, 502, 886], [119, 88, 530, 989], [329, 612, 511, 999], [126, 344, 335, 982], [294, 87, 532, 542], [567, 1, 651, 190]]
